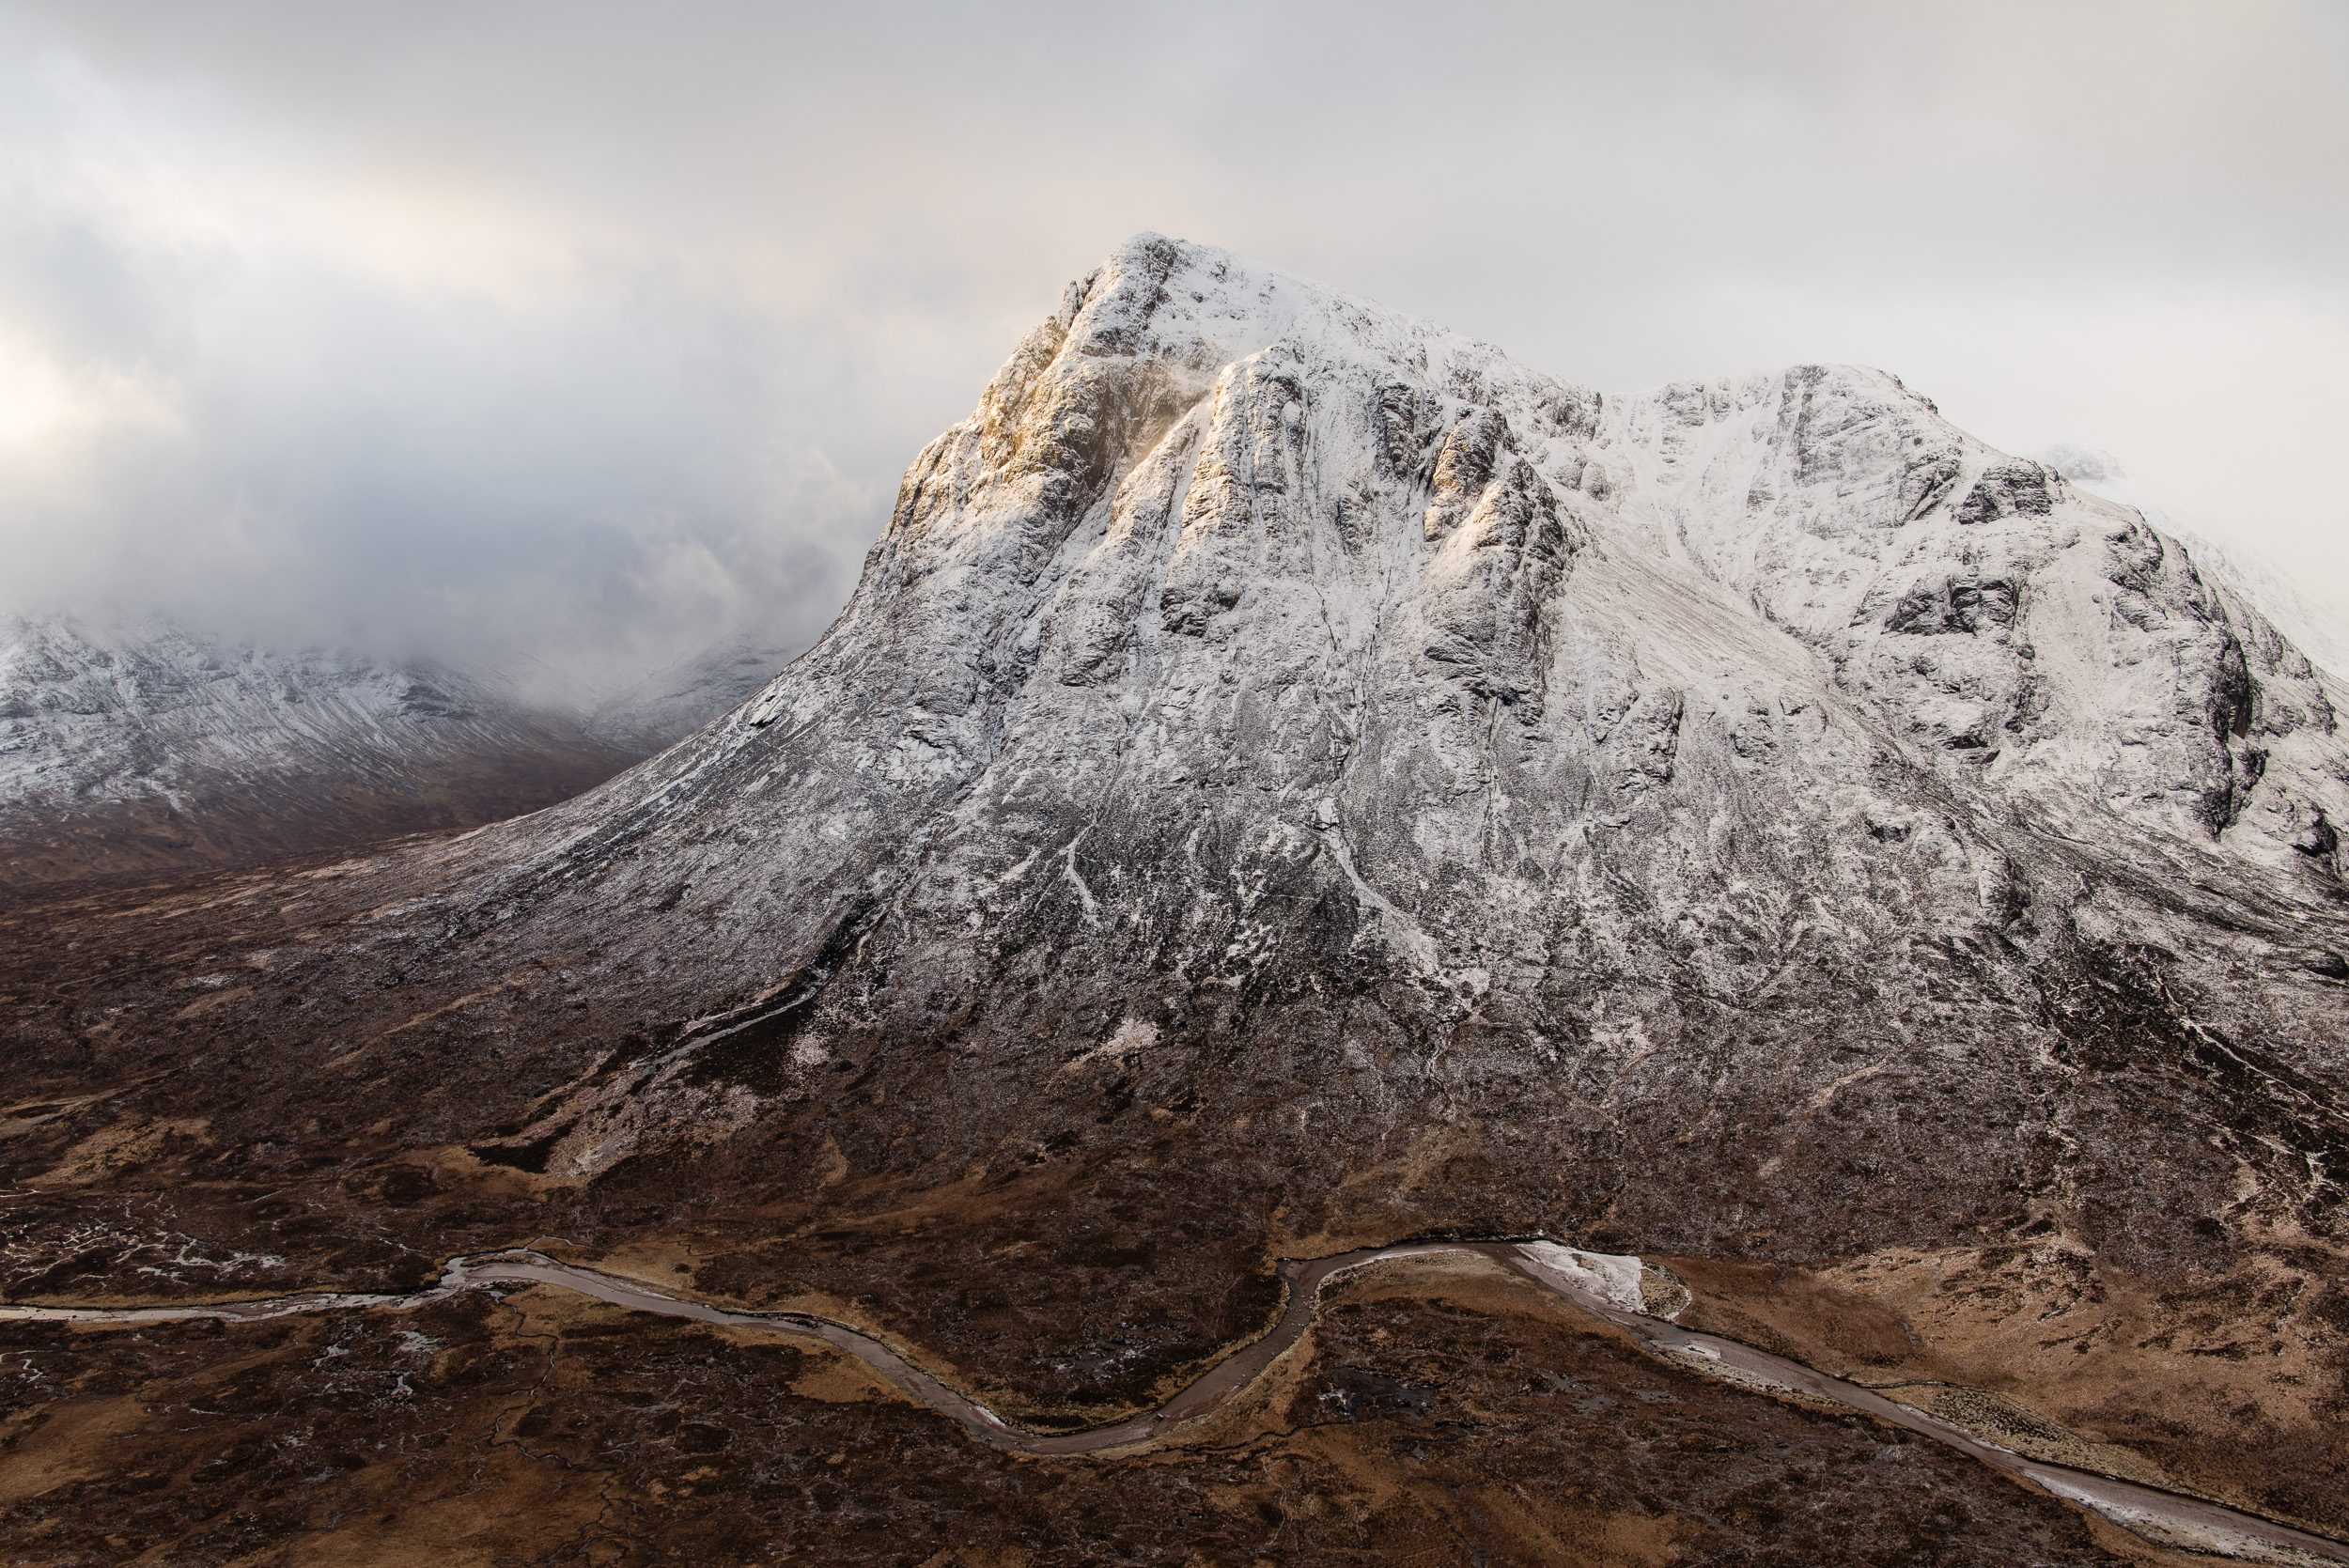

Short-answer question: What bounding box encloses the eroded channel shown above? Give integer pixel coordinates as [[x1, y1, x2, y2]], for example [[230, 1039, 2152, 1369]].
[[7, 1241, 2344, 1565]]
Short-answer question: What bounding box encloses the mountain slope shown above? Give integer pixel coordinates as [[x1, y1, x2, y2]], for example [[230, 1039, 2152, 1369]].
[[0, 614, 805, 900], [2169, 526, 2349, 686], [6, 234, 2347, 1535], [2034, 443, 2349, 683], [0, 614, 640, 897], [583, 628, 804, 754]]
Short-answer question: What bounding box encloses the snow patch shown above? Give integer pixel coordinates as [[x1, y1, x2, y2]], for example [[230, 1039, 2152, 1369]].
[[1517, 1243, 1647, 1313], [1058, 1017, 1158, 1074]]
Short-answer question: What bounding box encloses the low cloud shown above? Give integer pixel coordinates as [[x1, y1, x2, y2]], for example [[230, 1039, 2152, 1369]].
[[2, 1, 2342, 686]]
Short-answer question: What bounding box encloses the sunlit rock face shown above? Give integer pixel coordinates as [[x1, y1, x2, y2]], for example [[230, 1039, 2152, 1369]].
[[401, 233, 2347, 1284]]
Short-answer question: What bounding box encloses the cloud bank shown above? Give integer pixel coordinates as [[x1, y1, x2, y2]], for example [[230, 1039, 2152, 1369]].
[[2, 0, 2343, 683]]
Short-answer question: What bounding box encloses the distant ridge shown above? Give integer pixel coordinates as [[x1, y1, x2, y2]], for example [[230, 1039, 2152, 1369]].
[[0, 612, 793, 899]]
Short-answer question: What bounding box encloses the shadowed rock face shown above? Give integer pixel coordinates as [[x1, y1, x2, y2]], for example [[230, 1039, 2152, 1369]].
[[5, 235, 2348, 1544]]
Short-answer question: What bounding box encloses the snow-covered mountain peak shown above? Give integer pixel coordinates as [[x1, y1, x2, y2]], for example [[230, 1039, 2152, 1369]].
[[448, 234, 2341, 1019], [875, 233, 1602, 584], [659, 236, 2338, 899]]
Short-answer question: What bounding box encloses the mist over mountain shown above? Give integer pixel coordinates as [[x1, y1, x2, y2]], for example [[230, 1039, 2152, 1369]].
[[0, 610, 796, 898], [2037, 443, 2349, 683], [3, 2, 2343, 691]]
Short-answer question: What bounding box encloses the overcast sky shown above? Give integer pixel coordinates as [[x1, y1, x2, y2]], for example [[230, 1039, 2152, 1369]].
[[2, 1, 2343, 690]]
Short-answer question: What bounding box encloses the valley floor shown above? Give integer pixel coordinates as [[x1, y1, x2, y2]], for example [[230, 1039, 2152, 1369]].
[[2, 845, 2343, 1566], [0, 1250, 2269, 1568]]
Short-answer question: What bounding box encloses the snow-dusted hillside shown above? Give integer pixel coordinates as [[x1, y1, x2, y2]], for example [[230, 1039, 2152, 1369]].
[[0, 616, 719, 895], [0, 610, 806, 895], [583, 629, 799, 754], [2032, 445, 2349, 684], [2, 615, 533, 807], [2164, 529, 2349, 684], [1602, 371, 2341, 864], [379, 232, 2344, 1214]]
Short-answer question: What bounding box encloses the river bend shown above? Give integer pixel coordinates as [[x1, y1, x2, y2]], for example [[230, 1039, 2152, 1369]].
[[6, 1242, 2342, 1565]]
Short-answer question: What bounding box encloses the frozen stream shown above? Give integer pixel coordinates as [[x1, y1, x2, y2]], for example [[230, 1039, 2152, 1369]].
[[7, 1242, 2344, 1564]]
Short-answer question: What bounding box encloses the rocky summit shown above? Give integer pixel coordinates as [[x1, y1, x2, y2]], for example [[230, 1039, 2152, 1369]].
[[5, 234, 2346, 1563]]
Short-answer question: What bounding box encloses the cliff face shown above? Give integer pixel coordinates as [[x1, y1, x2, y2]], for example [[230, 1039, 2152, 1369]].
[[1609, 368, 2337, 853], [6, 235, 2346, 1533]]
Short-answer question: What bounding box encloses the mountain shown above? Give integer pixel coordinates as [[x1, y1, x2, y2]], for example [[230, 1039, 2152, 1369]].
[[424, 232, 2344, 1213], [2036, 442, 2349, 682], [0, 613, 786, 901], [0, 613, 638, 899], [2169, 530, 2349, 682], [583, 627, 804, 753], [5, 235, 2347, 1560]]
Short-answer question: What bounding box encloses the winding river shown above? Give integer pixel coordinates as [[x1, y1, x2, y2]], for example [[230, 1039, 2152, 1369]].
[[7, 1242, 2343, 1565]]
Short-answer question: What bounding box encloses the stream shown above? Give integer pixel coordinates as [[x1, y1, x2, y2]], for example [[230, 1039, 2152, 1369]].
[[7, 1241, 2343, 1565]]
